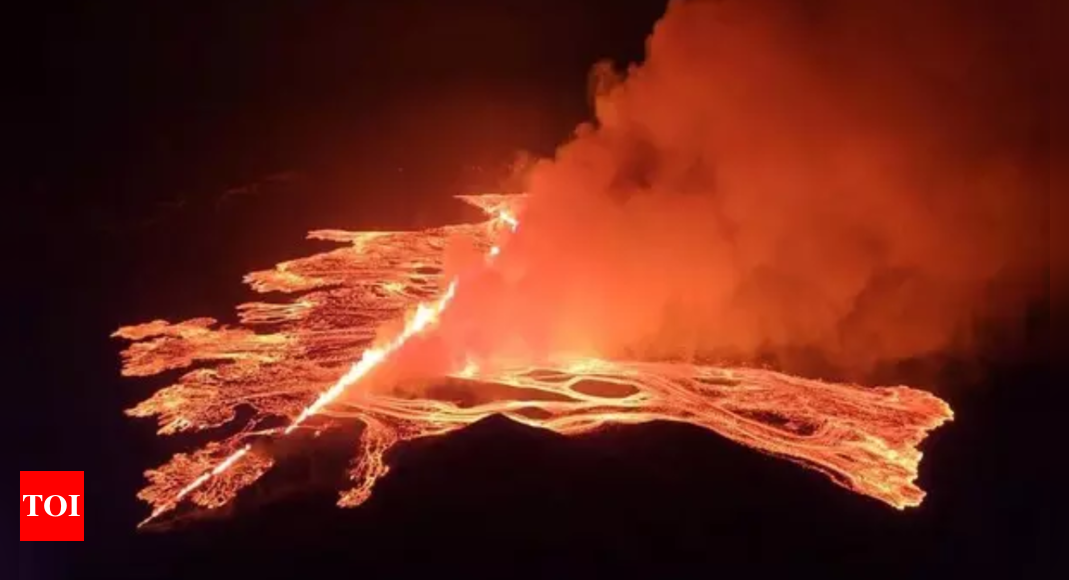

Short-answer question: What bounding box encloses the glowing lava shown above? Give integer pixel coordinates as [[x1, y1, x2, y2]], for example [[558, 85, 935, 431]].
[[115, 194, 952, 526]]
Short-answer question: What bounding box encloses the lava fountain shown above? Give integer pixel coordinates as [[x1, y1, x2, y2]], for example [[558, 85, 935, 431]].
[[115, 194, 952, 527]]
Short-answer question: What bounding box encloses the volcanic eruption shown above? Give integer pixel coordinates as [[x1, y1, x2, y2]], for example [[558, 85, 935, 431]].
[[115, 193, 951, 525], [115, 0, 1048, 527]]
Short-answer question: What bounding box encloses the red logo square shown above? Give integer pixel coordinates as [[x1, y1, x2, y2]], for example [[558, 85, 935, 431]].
[[20, 471, 84, 541]]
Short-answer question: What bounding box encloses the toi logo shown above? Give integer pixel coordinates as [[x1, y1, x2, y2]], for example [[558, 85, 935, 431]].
[[20, 471, 84, 541]]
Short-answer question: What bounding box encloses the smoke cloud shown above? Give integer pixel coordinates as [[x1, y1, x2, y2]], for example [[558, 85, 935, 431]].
[[440, 0, 1048, 381]]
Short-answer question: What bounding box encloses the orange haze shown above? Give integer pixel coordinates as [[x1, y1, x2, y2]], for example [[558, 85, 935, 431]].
[[442, 0, 1048, 379]]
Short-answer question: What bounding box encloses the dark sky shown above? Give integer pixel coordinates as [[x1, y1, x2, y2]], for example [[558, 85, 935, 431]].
[[26, 1, 668, 226]]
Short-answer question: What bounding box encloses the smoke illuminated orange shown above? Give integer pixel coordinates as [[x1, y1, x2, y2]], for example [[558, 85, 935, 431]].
[[115, 194, 952, 526]]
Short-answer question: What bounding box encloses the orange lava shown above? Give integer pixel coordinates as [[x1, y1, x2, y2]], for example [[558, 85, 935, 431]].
[[115, 194, 952, 526]]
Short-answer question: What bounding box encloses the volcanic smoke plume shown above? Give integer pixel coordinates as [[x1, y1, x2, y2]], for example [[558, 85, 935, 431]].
[[114, 0, 1046, 526], [455, 0, 1048, 378]]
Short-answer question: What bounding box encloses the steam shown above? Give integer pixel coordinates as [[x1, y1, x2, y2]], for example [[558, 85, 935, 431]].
[[443, 0, 1048, 380]]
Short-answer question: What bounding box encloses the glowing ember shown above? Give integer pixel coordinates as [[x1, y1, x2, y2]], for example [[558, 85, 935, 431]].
[[115, 194, 952, 527]]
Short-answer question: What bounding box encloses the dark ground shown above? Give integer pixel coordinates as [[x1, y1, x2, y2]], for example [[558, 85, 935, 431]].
[[16, 1, 1050, 578]]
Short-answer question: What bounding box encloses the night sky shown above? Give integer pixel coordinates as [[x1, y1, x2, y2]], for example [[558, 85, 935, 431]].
[[17, 1, 1048, 578]]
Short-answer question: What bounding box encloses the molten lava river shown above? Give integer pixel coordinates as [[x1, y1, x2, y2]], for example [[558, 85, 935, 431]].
[[115, 194, 953, 526]]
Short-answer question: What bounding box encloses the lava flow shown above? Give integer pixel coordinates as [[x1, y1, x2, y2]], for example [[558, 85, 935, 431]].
[[115, 194, 953, 526]]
